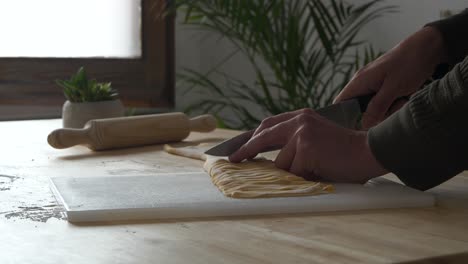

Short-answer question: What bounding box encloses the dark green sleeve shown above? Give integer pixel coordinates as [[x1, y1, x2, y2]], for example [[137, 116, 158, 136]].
[[368, 56, 468, 191], [426, 9, 468, 64]]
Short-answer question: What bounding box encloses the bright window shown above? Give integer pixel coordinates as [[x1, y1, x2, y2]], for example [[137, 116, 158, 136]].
[[0, 0, 141, 58], [0, 0, 174, 120]]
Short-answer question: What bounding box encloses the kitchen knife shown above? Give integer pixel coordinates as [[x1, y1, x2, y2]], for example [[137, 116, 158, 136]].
[[204, 94, 374, 157]]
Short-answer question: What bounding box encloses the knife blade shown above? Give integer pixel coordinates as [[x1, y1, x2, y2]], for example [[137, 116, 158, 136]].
[[204, 94, 374, 157]]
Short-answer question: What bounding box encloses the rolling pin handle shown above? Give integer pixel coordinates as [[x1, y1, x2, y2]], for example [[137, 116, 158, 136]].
[[47, 128, 91, 149], [189, 114, 217, 132]]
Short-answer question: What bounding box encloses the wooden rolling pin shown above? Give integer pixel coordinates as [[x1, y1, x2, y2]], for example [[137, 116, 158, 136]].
[[47, 113, 217, 151]]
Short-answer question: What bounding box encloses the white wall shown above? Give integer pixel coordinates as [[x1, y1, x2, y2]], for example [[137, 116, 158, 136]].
[[174, 23, 202, 111], [175, 1, 468, 112], [359, 0, 467, 51], [175, 21, 256, 114]]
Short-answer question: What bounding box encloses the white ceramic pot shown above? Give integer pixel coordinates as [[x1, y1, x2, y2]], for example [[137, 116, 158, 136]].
[[62, 100, 125, 128]]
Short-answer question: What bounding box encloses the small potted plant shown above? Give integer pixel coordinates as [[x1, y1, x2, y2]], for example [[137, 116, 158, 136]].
[[57, 67, 125, 128]]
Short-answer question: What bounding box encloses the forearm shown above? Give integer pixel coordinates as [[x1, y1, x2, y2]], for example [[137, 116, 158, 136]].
[[368, 56, 468, 190], [426, 9, 468, 65]]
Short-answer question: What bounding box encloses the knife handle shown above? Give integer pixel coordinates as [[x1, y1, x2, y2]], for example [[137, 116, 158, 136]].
[[356, 93, 410, 113], [356, 93, 375, 112]]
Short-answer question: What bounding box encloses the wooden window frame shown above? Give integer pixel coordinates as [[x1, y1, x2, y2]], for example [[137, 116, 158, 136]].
[[0, 0, 174, 118]]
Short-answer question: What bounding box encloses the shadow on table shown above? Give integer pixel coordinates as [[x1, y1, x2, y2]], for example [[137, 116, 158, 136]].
[[67, 207, 426, 227], [398, 251, 468, 264], [55, 137, 226, 161]]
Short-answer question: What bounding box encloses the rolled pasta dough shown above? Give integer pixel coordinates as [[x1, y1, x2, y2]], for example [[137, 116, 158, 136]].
[[204, 158, 333, 198], [164, 144, 334, 198]]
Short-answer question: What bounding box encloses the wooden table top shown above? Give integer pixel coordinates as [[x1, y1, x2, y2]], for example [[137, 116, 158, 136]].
[[1, 119, 467, 264]]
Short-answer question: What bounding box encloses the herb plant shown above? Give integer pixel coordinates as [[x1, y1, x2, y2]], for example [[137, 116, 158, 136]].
[[56, 67, 118, 103]]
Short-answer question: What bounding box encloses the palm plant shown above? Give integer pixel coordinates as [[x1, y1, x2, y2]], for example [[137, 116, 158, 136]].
[[169, 0, 396, 129]]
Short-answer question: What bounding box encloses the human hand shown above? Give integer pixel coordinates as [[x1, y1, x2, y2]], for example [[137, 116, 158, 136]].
[[334, 27, 447, 129], [229, 109, 388, 183]]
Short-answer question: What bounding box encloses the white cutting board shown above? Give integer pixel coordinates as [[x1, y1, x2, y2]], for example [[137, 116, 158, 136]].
[[50, 172, 434, 222]]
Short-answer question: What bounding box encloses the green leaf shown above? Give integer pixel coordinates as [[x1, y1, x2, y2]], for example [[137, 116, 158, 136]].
[[167, 0, 394, 129], [55, 67, 119, 102]]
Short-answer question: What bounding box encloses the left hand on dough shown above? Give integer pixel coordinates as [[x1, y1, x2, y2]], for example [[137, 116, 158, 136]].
[[229, 109, 388, 183]]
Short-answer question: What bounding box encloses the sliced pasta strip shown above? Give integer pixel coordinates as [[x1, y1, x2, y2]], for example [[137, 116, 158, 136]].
[[164, 144, 334, 198], [204, 158, 334, 198]]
